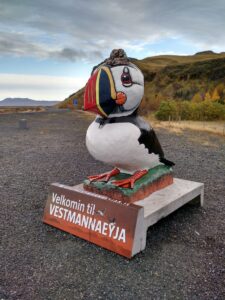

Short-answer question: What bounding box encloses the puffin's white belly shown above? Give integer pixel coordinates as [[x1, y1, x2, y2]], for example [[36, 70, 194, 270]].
[[86, 121, 161, 173]]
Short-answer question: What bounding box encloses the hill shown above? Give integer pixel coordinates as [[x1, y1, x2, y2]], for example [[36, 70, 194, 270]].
[[0, 98, 59, 107], [58, 51, 225, 116], [58, 89, 83, 110]]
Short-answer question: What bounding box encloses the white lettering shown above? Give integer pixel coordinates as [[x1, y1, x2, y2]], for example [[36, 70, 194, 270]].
[[52, 193, 57, 203], [58, 207, 63, 218], [80, 203, 85, 213], [63, 208, 68, 219], [118, 229, 126, 243], [102, 222, 108, 236], [113, 227, 119, 239], [56, 196, 60, 204], [49, 196, 127, 243], [67, 210, 76, 223], [95, 220, 102, 233], [50, 203, 55, 215], [61, 195, 66, 206], [109, 224, 116, 237], [75, 213, 81, 225], [88, 218, 96, 231], [81, 215, 89, 228], [54, 205, 59, 217]]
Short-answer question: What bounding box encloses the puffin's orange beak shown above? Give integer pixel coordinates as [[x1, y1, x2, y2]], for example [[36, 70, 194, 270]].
[[115, 92, 127, 105]]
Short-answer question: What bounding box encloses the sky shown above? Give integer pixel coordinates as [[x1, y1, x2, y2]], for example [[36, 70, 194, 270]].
[[0, 0, 225, 101]]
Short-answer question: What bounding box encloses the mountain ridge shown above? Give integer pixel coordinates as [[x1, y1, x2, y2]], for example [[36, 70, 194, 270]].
[[0, 98, 59, 107]]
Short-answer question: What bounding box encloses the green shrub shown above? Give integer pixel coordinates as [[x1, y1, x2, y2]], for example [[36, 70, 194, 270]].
[[199, 101, 225, 120], [176, 101, 192, 119], [155, 100, 225, 121], [155, 101, 177, 120]]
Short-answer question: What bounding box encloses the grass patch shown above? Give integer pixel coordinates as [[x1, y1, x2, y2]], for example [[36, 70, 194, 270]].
[[146, 113, 225, 136], [0, 106, 45, 114], [84, 165, 173, 197]]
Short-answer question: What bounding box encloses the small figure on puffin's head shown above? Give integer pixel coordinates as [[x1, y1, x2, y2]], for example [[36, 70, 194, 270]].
[[84, 49, 174, 189]]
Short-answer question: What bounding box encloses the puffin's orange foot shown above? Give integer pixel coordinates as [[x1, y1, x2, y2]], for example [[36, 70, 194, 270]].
[[88, 168, 120, 182], [111, 170, 148, 189]]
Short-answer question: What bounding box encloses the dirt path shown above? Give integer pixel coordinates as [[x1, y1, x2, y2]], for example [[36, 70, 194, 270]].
[[0, 110, 225, 299]]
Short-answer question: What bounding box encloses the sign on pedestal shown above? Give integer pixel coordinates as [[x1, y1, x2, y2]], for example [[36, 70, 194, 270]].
[[43, 183, 145, 258]]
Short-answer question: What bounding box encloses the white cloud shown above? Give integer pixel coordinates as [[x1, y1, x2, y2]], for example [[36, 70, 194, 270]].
[[0, 74, 87, 100], [146, 50, 189, 57], [0, 0, 225, 62]]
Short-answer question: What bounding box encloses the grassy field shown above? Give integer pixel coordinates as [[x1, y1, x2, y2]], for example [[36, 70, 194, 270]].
[[0, 106, 45, 114], [146, 113, 225, 136]]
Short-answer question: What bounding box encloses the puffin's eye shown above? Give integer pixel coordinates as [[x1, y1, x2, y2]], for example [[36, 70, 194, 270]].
[[121, 67, 132, 87]]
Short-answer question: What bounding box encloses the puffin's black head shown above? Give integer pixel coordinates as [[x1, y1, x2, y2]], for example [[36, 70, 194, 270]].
[[84, 49, 144, 118]]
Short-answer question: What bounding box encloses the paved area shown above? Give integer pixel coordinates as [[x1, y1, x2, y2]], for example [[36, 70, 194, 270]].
[[0, 110, 225, 299]]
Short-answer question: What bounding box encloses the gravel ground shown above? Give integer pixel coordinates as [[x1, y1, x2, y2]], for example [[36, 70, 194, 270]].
[[0, 110, 225, 300]]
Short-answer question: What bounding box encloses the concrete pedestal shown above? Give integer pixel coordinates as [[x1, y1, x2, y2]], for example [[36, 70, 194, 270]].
[[132, 178, 204, 256], [43, 178, 204, 258]]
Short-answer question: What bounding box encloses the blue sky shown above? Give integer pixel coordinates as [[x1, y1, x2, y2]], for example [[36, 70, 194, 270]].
[[0, 0, 225, 100]]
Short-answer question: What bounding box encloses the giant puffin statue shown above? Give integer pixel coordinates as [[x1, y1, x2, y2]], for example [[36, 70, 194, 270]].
[[84, 49, 174, 189]]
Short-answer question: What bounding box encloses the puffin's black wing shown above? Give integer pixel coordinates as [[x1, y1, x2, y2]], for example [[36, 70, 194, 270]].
[[138, 128, 175, 167], [138, 128, 164, 156]]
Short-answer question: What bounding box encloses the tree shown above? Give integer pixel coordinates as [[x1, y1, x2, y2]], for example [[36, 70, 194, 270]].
[[204, 91, 211, 101], [216, 83, 225, 98], [211, 88, 220, 102], [192, 92, 202, 103]]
